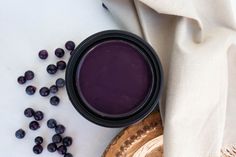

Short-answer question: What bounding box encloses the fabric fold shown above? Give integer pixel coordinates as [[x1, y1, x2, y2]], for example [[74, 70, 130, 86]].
[[102, 0, 236, 156]]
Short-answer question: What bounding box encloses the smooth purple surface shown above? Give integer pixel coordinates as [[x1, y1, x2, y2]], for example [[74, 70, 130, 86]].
[[76, 40, 152, 115]]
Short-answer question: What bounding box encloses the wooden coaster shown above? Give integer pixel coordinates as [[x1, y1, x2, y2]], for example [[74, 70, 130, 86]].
[[103, 112, 163, 157]]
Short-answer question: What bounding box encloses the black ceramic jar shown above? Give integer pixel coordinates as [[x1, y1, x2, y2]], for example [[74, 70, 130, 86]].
[[66, 30, 163, 127]]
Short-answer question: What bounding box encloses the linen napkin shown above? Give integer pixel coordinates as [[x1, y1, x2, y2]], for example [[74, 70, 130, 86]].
[[102, 0, 236, 156]]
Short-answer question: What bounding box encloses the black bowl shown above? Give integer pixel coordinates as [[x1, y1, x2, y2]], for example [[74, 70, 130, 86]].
[[66, 30, 163, 128]]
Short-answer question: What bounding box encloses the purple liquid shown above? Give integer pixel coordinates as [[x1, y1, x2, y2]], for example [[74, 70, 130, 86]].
[[76, 40, 152, 116]]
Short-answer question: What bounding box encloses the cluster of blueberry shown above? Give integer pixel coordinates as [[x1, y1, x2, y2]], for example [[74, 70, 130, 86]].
[[15, 41, 76, 157], [39, 77, 65, 106], [18, 70, 36, 95], [47, 119, 73, 156], [17, 41, 75, 105], [15, 108, 73, 157], [46, 48, 67, 75], [17, 70, 35, 85]]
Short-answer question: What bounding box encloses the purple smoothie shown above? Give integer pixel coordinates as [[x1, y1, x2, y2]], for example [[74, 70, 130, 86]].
[[76, 40, 152, 116]]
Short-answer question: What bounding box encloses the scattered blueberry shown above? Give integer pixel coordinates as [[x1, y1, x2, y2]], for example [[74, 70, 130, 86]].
[[24, 108, 35, 118], [55, 124, 65, 134], [24, 70, 34, 80], [15, 129, 25, 139], [29, 121, 40, 130], [52, 134, 62, 143], [47, 143, 57, 153], [64, 153, 73, 157], [35, 136, 43, 145], [25, 85, 36, 95], [55, 48, 65, 58], [17, 76, 26, 85], [39, 87, 50, 97], [57, 60, 67, 70], [50, 96, 60, 106], [63, 136, 73, 147], [50, 85, 58, 94], [56, 78, 65, 88], [47, 64, 57, 74], [34, 111, 44, 121], [38, 50, 48, 60], [57, 145, 67, 155], [33, 144, 43, 154], [47, 119, 57, 129], [65, 41, 75, 51]]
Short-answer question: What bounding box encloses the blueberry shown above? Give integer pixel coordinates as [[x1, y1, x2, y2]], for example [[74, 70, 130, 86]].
[[33, 144, 43, 154], [25, 85, 36, 95], [47, 119, 57, 129], [29, 121, 40, 130], [24, 70, 34, 80], [64, 153, 73, 157], [24, 108, 35, 118], [52, 134, 62, 143], [50, 85, 58, 94], [55, 124, 65, 134], [56, 78, 65, 88], [15, 129, 25, 139], [65, 41, 75, 51], [39, 87, 50, 97], [62, 136, 72, 147], [35, 136, 43, 145], [55, 48, 65, 58], [47, 64, 57, 74], [57, 145, 67, 155], [50, 96, 60, 106], [47, 143, 57, 153], [57, 60, 67, 70], [17, 76, 26, 84], [38, 50, 48, 60], [34, 111, 44, 121]]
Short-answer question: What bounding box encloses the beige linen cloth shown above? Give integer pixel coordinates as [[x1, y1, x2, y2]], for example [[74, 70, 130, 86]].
[[102, 0, 236, 157]]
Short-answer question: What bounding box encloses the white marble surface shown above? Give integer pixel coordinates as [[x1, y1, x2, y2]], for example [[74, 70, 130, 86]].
[[0, 0, 122, 156]]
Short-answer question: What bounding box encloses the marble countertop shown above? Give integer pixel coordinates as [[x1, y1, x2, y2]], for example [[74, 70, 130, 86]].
[[0, 0, 122, 156]]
